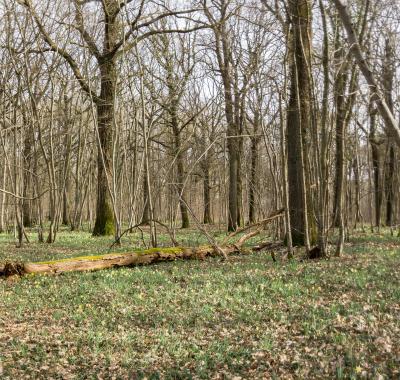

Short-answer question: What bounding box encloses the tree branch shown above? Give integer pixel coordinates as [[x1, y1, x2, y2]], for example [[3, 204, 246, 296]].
[[18, 0, 99, 102]]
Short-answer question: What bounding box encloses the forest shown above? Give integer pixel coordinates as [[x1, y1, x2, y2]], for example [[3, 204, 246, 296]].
[[0, 0, 399, 378]]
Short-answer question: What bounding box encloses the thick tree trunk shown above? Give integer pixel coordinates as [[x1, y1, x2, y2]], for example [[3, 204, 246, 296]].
[[286, 0, 313, 246], [92, 61, 115, 236]]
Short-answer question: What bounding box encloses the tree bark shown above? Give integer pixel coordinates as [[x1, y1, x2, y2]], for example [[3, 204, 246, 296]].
[[142, 165, 150, 225], [249, 110, 260, 225], [1, 211, 284, 278], [203, 163, 212, 224], [22, 127, 33, 227], [383, 37, 395, 226], [369, 104, 382, 228], [92, 60, 116, 236], [286, 0, 313, 246], [172, 118, 190, 229], [333, 44, 348, 227]]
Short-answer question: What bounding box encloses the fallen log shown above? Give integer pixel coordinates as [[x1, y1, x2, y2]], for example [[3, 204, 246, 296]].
[[0, 210, 284, 278], [0, 244, 251, 278]]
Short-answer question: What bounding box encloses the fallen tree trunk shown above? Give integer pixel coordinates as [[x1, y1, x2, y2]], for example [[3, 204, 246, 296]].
[[0, 246, 232, 277], [0, 244, 257, 278], [0, 210, 284, 278]]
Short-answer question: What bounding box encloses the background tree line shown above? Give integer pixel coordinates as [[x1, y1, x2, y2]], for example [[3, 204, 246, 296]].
[[0, 0, 399, 256]]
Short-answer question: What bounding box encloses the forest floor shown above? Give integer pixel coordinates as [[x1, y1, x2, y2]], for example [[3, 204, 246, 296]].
[[0, 228, 399, 379]]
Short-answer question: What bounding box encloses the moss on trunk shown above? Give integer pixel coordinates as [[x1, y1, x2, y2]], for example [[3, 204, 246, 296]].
[[93, 201, 115, 236]]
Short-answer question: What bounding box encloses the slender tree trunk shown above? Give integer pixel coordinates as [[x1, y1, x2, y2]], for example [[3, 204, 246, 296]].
[[383, 36, 395, 227], [227, 133, 238, 231], [236, 148, 243, 227], [385, 145, 395, 226], [236, 96, 244, 227], [334, 0, 400, 148], [213, 17, 239, 232], [142, 163, 150, 225], [0, 163, 6, 233], [62, 108, 71, 227], [353, 155, 362, 226], [333, 46, 348, 227], [62, 181, 69, 226], [279, 94, 293, 258], [249, 111, 260, 224], [202, 160, 212, 224], [172, 120, 190, 229], [315, 0, 330, 256], [22, 127, 32, 227], [369, 104, 382, 228]]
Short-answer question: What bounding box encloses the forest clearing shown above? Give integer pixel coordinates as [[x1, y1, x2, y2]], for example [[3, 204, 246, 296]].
[[1, 0, 400, 378]]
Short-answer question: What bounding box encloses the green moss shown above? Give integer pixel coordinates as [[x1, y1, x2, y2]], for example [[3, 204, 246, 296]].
[[139, 247, 184, 254], [33, 247, 185, 265], [37, 254, 112, 265], [93, 201, 115, 236]]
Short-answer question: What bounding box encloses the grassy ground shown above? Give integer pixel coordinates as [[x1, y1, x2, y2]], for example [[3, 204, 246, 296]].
[[0, 228, 399, 379]]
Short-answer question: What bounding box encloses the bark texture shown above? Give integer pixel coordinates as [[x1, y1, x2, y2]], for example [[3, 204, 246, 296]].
[[286, 0, 313, 246]]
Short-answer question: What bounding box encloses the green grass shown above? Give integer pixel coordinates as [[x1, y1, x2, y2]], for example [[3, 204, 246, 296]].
[[0, 229, 399, 379]]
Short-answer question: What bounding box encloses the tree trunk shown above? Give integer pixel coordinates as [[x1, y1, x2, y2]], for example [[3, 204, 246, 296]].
[[227, 135, 239, 231], [172, 119, 190, 229], [0, 163, 6, 233], [203, 163, 212, 224], [383, 36, 395, 227], [92, 60, 116, 236], [236, 150, 243, 228], [286, 0, 313, 246], [22, 129, 33, 227], [369, 105, 382, 228], [353, 155, 362, 226], [248, 130, 259, 224], [62, 179, 70, 226], [385, 144, 395, 226], [333, 46, 348, 227], [142, 164, 150, 225]]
